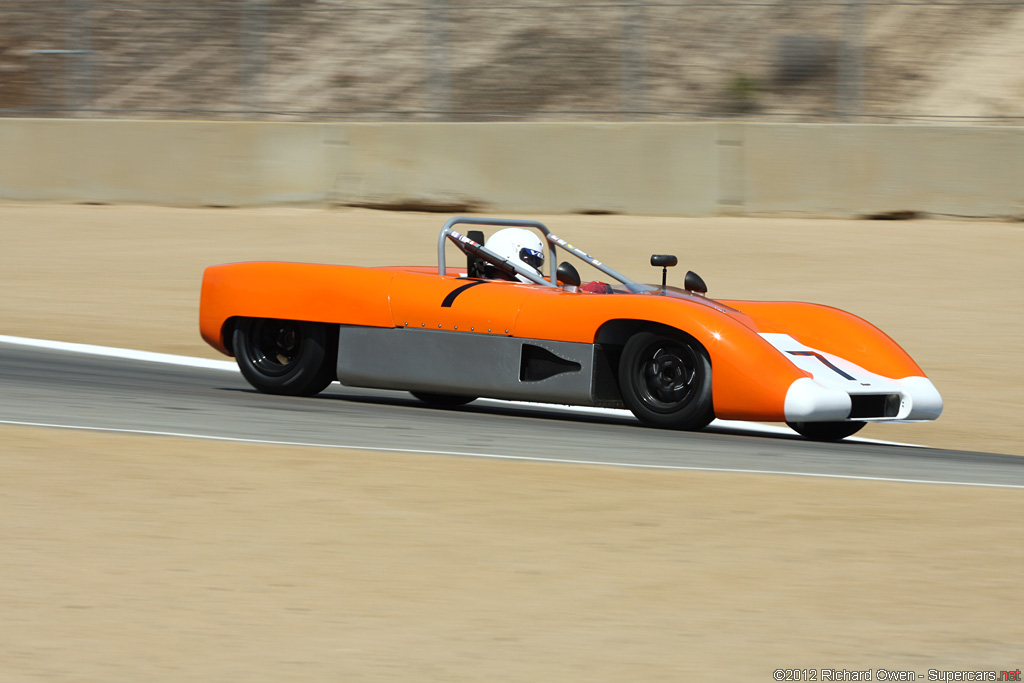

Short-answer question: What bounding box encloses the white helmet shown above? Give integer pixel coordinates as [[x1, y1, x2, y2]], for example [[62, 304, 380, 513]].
[[484, 228, 545, 283]]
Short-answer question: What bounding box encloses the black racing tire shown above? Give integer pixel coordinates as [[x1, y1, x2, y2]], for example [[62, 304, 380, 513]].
[[787, 421, 866, 442], [618, 330, 715, 430], [410, 391, 477, 407], [233, 317, 336, 396]]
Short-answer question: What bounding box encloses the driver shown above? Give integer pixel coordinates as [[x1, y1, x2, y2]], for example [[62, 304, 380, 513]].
[[482, 228, 545, 283]]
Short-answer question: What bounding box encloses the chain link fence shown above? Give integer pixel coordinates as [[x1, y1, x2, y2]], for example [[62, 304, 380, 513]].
[[2, 0, 1024, 123]]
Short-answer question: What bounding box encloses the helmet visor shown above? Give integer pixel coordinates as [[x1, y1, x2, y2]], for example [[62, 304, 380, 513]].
[[519, 247, 545, 270]]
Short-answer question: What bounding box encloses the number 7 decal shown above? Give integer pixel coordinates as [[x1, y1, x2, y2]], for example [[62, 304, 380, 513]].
[[786, 350, 857, 381], [441, 280, 488, 308]]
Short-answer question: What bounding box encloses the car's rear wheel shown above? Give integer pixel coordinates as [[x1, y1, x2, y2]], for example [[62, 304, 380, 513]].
[[233, 317, 336, 396], [410, 391, 477, 407], [787, 421, 866, 441], [618, 330, 714, 430]]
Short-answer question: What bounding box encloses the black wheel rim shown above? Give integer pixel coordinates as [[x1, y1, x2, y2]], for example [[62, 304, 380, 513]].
[[246, 319, 304, 377], [634, 340, 700, 413]]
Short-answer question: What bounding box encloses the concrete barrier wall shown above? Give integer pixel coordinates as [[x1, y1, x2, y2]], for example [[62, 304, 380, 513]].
[[1, 118, 1022, 217], [739, 124, 1024, 217]]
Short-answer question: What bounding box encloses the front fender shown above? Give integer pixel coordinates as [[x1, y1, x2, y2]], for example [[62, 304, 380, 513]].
[[514, 291, 811, 421], [722, 300, 924, 380]]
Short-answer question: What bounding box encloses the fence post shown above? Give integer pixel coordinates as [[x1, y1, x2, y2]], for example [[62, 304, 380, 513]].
[[621, 0, 646, 120], [242, 0, 267, 119], [67, 0, 93, 116], [426, 0, 452, 120], [837, 0, 865, 120]]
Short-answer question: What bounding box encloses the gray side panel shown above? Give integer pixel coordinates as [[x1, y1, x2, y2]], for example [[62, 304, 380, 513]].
[[336, 326, 598, 406]]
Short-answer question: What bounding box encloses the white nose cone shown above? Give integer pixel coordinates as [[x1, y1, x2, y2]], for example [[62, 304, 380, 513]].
[[899, 376, 944, 421], [784, 377, 853, 422]]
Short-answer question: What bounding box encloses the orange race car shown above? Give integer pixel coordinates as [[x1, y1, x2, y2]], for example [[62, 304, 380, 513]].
[[199, 216, 942, 441]]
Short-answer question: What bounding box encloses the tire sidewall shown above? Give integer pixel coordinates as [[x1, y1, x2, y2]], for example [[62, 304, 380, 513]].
[[410, 391, 478, 407], [787, 420, 866, 442], [618, 329, 714, 430], [234, 318, 334, 396]]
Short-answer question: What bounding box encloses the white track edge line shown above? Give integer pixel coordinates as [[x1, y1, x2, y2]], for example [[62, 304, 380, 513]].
[[1, 419, 1018, 490], [0, 334, 923, 447], [0, 334, 237, 371]]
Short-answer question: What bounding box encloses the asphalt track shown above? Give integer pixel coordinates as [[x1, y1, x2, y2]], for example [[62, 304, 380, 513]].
[[2, 340, 1023, 488]]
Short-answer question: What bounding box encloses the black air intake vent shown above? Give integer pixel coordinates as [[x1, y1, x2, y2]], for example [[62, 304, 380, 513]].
[[849, 394, 901, 419], [520, 344, 582, 382]]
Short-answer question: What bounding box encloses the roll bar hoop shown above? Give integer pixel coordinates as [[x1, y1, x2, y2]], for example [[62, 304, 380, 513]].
[[437, 216, 642, 292]]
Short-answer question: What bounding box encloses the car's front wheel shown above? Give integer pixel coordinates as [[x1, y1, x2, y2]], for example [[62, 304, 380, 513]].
[[787, 421, 866, 442], [233, 317, 336, 396], [618, 330, 714, 430]]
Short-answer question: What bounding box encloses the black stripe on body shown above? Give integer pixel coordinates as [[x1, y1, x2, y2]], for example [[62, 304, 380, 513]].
[[786, 350, 857, 381], [441, 280, 488, 308]]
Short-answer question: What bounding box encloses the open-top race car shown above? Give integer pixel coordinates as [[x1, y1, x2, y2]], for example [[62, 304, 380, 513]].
[[199, 217, 942, 441]]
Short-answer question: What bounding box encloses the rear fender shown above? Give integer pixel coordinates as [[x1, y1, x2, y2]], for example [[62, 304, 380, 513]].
[[199, 262, 395, 355]]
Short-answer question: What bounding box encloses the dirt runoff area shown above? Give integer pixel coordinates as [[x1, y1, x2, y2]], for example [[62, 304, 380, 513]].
[[2, 204, 1023, 681]]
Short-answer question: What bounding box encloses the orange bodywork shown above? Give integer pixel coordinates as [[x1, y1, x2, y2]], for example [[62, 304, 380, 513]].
[[725, 300, 923, 381], [200, 261, 923, 422], [199, 262, 396, 351]]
